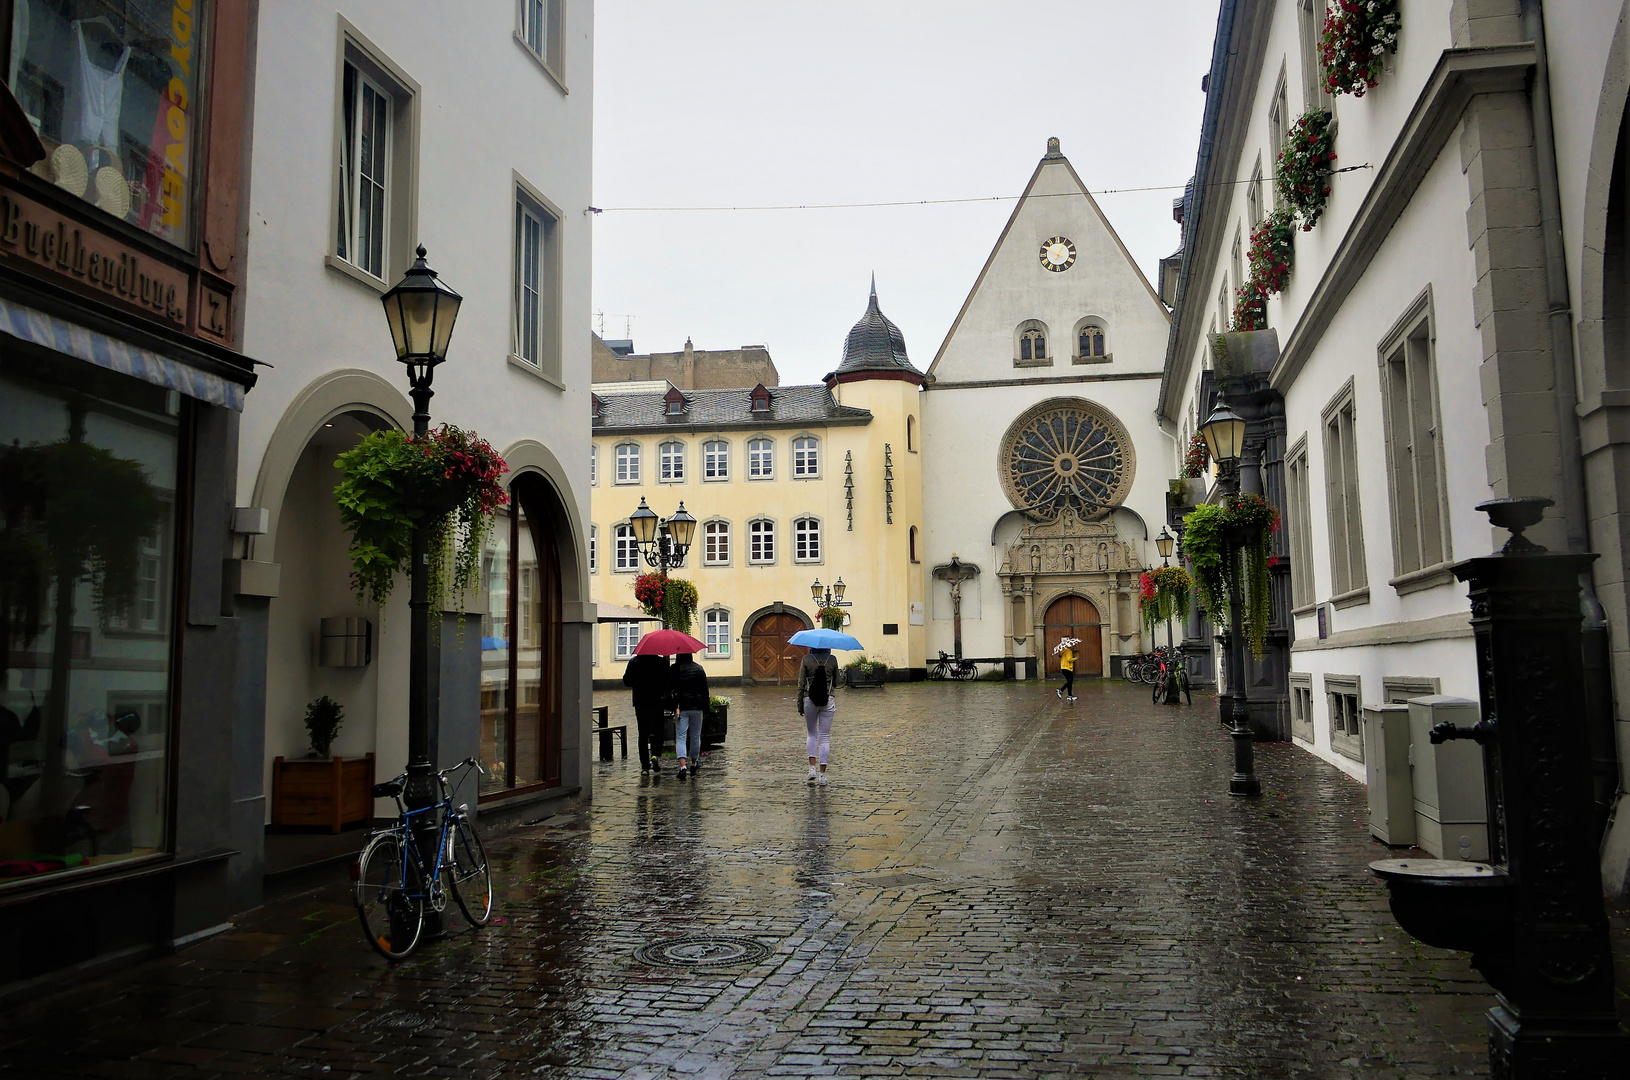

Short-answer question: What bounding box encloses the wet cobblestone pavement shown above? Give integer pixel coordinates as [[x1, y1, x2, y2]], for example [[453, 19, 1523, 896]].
[[7, 680, 1626, 1078]]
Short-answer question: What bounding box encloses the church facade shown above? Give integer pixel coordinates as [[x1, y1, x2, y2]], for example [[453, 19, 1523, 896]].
[[920, 139, 1176, 680]]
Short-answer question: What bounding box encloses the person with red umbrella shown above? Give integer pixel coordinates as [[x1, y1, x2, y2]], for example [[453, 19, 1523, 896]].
[[627, 629, 706, 778]]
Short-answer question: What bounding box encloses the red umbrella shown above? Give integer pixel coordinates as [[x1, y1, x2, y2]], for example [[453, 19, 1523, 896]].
[[633, 628, 705, 656]]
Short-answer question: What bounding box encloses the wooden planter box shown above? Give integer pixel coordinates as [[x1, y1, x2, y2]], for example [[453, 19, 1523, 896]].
[[271, 753, 375, 833]]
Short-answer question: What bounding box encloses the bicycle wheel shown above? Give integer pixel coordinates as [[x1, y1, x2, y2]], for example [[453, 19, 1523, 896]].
[[1122, 659, 1144, 684], [447, 816, 494, 926], [354, 832, 424, 961], [956, 663, 978, 681]]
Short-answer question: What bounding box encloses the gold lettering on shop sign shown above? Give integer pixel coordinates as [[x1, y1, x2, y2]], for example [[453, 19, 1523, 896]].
[[0, 191, 188, 324]]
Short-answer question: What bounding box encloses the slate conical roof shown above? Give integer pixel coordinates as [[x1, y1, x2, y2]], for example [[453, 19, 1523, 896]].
[[835, 278, 922, 379]]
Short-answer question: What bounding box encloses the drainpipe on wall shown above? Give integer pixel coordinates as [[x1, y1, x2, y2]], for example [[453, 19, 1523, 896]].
[[1521, 0, 1620, 846]]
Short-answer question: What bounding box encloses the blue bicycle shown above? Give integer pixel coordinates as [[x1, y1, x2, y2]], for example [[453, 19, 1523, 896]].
[[352, 757, 493, 960]]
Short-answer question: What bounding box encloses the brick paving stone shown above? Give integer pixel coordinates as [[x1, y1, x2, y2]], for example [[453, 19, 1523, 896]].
[[5, 680, 1630, 1078]]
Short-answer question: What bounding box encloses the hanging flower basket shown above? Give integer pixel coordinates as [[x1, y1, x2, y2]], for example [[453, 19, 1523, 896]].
[[1321, 0, 1400, 98], [633, 572, 666, 617], [664, 578, 699, 633], [1181, 493, 1281, 659], [1231, 283, 1268, 331], [818, 605, 846, 630], [1139, 565, 1194, 635], [1181, 433, 1210, 479], [1276, 109, 1337, 230], [333, 424, 507, 610], [1246, 206, 1297, 296]]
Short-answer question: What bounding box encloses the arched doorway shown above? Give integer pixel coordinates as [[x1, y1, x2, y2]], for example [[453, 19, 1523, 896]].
[[749, 610, 810, 684], [479, 473, 564, 797], [1044, 595, 1102, 677]]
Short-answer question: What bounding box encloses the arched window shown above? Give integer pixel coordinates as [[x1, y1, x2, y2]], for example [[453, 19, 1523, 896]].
[[613, 523, 639, 571], [704, 608, 732, 657], [792, 436, 820, 477], [703, 520, 730, 565], [614, 442, 640, 483], [906, 415, 916, 451], [747, 437, 774, 479], [1010, 319, 1049, 364], [703, 439, 730, 480], [658, 440, 685, 482], [1076, 319, 1108, 360], [749, 519, 776, 563], [909, 525, 919, 563], [794, 517, 822, 562]]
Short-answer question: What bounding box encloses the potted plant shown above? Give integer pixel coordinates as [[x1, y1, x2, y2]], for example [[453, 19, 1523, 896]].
[[1139, 565, 1194, 637], [1320, 0, 1400, 98], [333, 424, 508, 611], [1182, 493, 1281, 659], [818, 606, 846, 631], [272, 696, 374, 833], [843, 655, 889, 688], [1276, 108, 1337, 230], [702, 694, 730, 748]]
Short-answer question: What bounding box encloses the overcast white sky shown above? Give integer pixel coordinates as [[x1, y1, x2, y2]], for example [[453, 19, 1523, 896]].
[[591, 2, 1220, 386]]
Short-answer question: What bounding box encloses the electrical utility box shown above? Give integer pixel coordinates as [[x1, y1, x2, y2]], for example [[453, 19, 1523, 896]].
[[1407, 696, 1489, 860], [1362, 703, 1415, 846]]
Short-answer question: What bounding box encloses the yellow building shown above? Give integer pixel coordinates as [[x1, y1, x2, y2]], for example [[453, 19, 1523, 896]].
[[589, 286, 925, 684]]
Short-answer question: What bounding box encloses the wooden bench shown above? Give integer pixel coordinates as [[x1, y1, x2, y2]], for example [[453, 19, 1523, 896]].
[[592, 705, 627, 761]]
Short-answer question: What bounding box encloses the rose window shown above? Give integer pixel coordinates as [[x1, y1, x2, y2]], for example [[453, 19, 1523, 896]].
[[1000, 400, 1133, 517]]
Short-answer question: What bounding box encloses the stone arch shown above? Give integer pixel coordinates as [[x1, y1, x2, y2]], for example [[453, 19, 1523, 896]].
[[250, 369, 413, 564], [1038, 590, 1106, 678], [1576, 3, 1630, 398], [740, 603, 813, 684], [1014, 319, 1050, 363], [499, 439, 589, 609]]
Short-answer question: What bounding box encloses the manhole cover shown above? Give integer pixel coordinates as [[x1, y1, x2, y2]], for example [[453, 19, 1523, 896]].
[[857, 872, 936, 888], [633, 935, 772, 968], [374, 1011, 429, 1030]]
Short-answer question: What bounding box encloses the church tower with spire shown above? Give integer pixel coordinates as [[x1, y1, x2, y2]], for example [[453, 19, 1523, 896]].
[[825, 280, 927, 671]]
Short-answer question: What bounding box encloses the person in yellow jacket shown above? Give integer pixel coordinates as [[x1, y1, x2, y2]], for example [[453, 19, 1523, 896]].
[[1057, 641, 1078, 701]]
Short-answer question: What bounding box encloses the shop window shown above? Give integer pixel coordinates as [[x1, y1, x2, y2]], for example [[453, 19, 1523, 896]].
[[0, 350, 182, 882], [5, 2, 206, 247]]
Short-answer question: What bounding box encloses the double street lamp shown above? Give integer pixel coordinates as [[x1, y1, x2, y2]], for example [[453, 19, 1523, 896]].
[[810, 577, 850, 611], [1198, 400, 1260, 798], [381, 246, 464, 922], [628, 498, 697, 574]]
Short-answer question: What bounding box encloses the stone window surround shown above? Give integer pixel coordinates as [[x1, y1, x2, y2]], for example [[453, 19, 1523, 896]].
[[1289, 671, 1315, 743], [1383, 675, 1441, 704], [703, 438, 730, 481], [657, 439, 686, 484], [613, 441, 641, 484], [791, 433, 821, 479], [514, 0, 568, 93], [793, 516, 823, 564], [1014, 319, 1052, 367], [1286, 435, 1316, 613], [1297, 0, 1334, 114], [613, 621, 640, 660], [748, 517, 776, 564], [612, 522, 638, 573], [703, 607, 732, 657], [746, 436, 775, 480], [1321, 377, 1370, 608], [1269, 66, 1289, 209], [1377, 285, 1455, 595], [588, 524, 597, 574], [1072, 317, 1111, 365], [1325, 672, 1363, 763], [1247, 154, 1264, 228], [702, 519, 731, 566], [509, 174, 565, 389]]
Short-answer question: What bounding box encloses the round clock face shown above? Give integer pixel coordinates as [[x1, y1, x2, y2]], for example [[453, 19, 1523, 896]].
[[1040, 236, 1076, 272]]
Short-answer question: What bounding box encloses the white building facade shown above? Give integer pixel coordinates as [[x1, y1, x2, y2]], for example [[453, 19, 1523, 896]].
[[1161, 0, 1630, 893], [921, 140, 1175, 679]]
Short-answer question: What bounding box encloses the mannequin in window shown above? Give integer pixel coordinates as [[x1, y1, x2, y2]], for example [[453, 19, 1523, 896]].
[[67, 19, 130, 171], [1020, 328, 1045, 361]]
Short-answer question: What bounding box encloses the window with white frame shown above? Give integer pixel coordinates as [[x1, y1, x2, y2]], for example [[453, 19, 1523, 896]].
[[703, 520, 730, 565], [517, 0, 565, 82], [747, 438, 773, 479], [704, 609, 731, 657], [792, 437, 819, 477], [703, 440, 729, 480], [1379, 293, 1451, 585], [513, 187, 561, 377], [615, 443, 640, 484], [590, 444, 597, 486], [794, 517, 821, 562], [1231, 228, 1245, 301], [749, 519, 775, 563], [614, 524, 638, 572], [614, 622, 640, 660], [1270, 69, 1290, 209], [1325, 673, 1363, 762], [1247, 158, 1264, 228], [336, 61, 393, 279], [659, 441, 685, 483], [1286, 438, 1315, 610], [1298, 0, 1334, 111], [589, 525, 597, 573], [1322, 381, 1368, 600]]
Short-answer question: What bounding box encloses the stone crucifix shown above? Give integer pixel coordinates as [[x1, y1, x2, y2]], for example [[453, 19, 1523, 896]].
[[933, 555, 981, 662]]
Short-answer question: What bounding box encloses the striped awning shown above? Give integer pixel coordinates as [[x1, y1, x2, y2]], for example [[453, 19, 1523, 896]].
[[0, 295, 246, 410]]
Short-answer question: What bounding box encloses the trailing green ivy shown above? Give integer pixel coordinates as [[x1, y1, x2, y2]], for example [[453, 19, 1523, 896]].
[[1182, 494, 1282, 659]]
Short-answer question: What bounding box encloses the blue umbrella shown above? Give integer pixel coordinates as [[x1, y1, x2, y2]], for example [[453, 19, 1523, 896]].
[[788, 628, 864, 650], [481, 636, 508, 651]]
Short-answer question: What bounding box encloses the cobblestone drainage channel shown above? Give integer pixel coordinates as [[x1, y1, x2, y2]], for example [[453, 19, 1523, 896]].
[[633, 935, 773, 968]]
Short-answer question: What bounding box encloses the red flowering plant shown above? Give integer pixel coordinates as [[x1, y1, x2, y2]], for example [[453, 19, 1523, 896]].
[[1181, 433, 1210, 479], [1231, 283, 1268, 331], [1246, 206, 1297, 296], [334, 424, 508, 612], [633, 572, 666, 616], [1276, 108, 1337, 230], [1321, 0, 1400, 98], [1139, 565, 1194, 636]]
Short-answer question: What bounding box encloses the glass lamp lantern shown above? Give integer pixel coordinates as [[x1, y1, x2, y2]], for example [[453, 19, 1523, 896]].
[[832, 578, 846, 601], [1199, 402, 1248, 466], [665, 503, 697, 555], [810, 579, 824, 605], [1156, 528, 1175, 562], [629, 498, 660, 547], [381, 245, 463, 386]]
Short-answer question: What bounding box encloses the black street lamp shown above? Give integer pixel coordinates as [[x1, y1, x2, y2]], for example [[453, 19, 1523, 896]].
[[1155, 527, 1177, 652], [811, 577, 851, 611], [631, 497, 696, 576], [1199, 401, 1260, 798], [381, 245, 463, 927]]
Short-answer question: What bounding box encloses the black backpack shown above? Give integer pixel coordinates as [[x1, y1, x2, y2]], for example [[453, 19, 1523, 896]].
[[807, 659, 829, 708]]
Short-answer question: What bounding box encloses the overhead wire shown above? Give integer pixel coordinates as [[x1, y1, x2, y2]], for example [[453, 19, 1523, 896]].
[[586, 165, 1371, 214]]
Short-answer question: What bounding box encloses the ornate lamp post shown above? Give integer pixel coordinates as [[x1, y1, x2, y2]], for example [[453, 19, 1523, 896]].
[[630, 498, 696, 627], [1199, 401, 1260, 797], [810, 577, 851, 611], [1155, 527, 1176, 650], [380, 246, 463, 836]]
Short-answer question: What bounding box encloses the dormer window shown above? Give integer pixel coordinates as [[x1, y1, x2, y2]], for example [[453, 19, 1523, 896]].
[[750, 384, 771, 413], [664, 386, 685, 415], [591, 393, 601, 418]]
